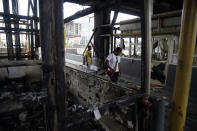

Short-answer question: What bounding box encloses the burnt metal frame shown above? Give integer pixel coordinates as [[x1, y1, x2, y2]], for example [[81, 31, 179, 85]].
[[2, 0, 14, 60], [0, 0, 39, 60], [1, 0, 156, 130]]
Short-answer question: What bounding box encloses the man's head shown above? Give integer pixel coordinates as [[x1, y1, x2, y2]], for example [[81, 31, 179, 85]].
[[114, 47, 122, 56], [88, 46, 92, 51]]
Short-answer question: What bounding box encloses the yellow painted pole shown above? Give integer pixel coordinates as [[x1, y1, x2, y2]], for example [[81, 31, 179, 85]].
[[170, 0, 197, 131]]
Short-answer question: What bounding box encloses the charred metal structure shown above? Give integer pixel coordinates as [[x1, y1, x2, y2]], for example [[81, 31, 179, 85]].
[[0, 0, 39, 60], [1, 0, 197, 131]]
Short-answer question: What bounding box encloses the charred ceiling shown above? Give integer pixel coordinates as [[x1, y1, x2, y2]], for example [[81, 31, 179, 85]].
[[153, 0, 183, 14], [64, 0, 183, 15]]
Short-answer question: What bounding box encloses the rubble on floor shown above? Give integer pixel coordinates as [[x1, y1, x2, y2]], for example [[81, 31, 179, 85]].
[[0, 79, 136, 131], [0, 80, 46, 131]]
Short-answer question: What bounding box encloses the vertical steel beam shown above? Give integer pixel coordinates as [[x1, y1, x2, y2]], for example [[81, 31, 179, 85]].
[[120, 32, 123, 48], [27, 0, 34, 16], [111, 11, 119, 27], [39, 0, 66, 130], [30, 19, 35, 59], [114, 28, 117, 50], [111, 11, 119, 53], [39, 0, 44, 61], [140, 0, 153, 97], [27, 0, 31, 16], [3, 0, 14, 60], [134, 36, 137, 57], [111, 33, 113, 53], [168, 37, 174, 64], [12, 0, 21, 60], [129, 37, 132, 57], [27, 0, 32, 59], [170, 0, 197, 130], [33, 0, 39, 57]]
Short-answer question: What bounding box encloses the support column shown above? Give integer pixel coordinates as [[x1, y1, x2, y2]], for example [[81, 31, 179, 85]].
[[151, 100, 165, 131], [30, 19, 35, 59], [111, 11, 118, 54], [129, 37, 132, 57], [140, 0, 153, 97], [168, 37, 174, 64], [134, 36, 138, 57], [33, 0, 39, 58], [120, 33, 124, 49], [170, 0, 197, 130], [94, 7, 111, 68], [3, 0, 14, 60], [52, 0, 67, 130], [114, 28, 117, 50], [39, 0, 66, 130], [12, 0, 21, 60], [110, 30, 113, 53]]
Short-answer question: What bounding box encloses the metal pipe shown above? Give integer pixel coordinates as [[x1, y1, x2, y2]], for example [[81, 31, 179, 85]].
[[141, 0, 152, 97], [170, 0, 197, 131], [114, 29, 117, 50], [151, 100, 165, 131], [134, 36, 137, 57], [100, 29, 180, 37], [129, 37, 131, 57], [110, 10, 118, 54]]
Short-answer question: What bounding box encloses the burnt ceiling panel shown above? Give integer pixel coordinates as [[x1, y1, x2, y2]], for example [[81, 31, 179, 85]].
[[153, 0, 183, 14], [64, 0, 183, 15]]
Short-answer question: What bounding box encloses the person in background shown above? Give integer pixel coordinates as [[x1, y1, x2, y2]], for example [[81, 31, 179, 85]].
[[85, 45, 92, 73], [105, 47, 122, 82]]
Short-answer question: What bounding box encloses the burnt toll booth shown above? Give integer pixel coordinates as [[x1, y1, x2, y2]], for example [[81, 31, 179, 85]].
[[0, 0, 197, 131]]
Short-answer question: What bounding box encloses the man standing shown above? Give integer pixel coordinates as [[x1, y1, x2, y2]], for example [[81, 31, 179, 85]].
[[105, 47, 122, 82], [85, 45, 92, 73]]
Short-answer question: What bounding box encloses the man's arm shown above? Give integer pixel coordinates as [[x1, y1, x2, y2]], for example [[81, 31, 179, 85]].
[[105, 54, 114, 72], [105, 59, 114, 72], [118, 56, 121, 76], [118, 63, 121, 76]]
